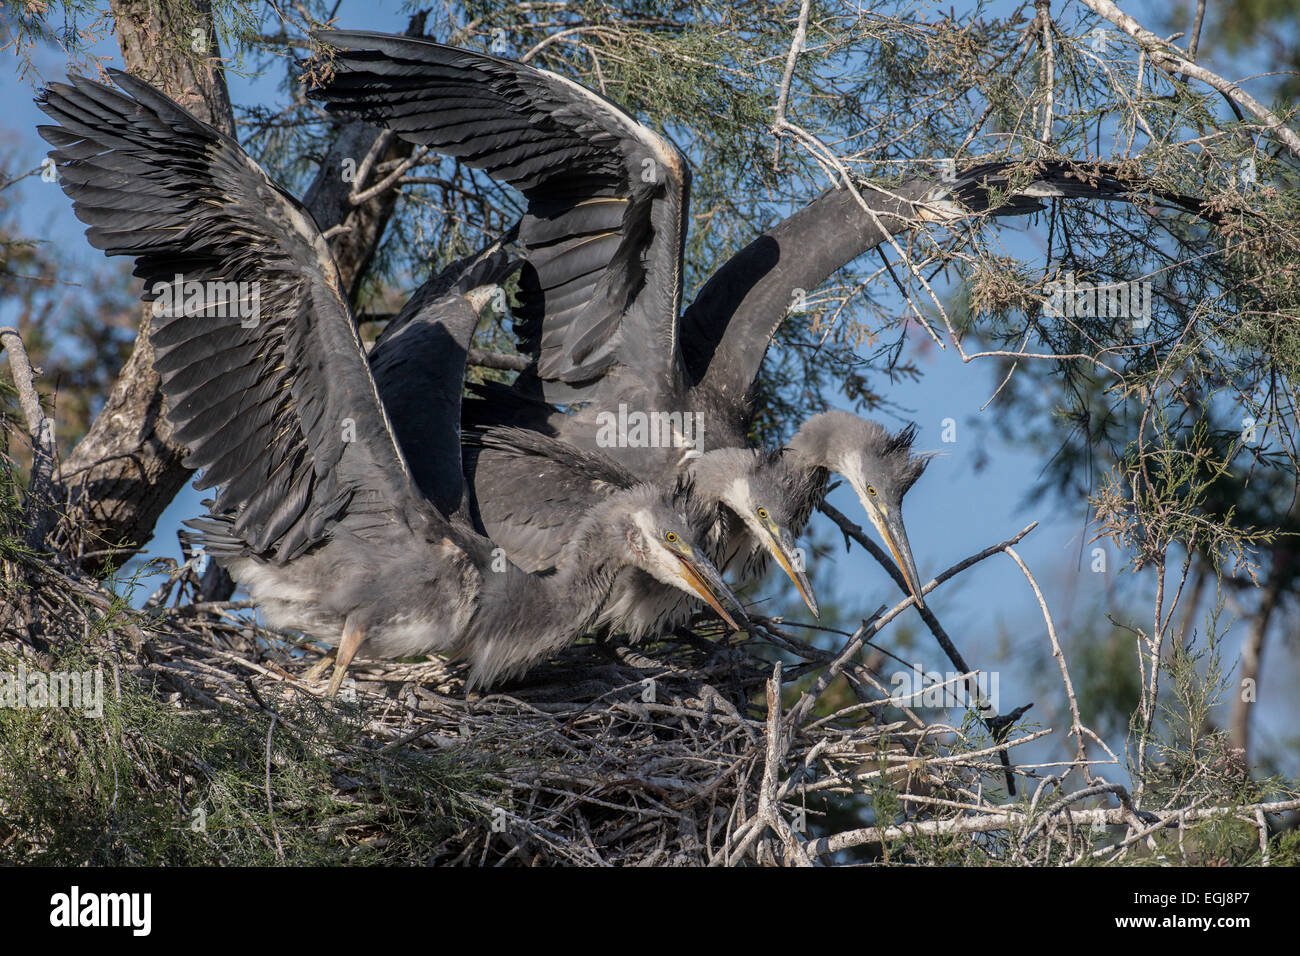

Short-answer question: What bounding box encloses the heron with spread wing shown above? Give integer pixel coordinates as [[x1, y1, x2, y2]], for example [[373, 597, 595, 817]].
[[365, 247, 820, 630], [310, 30, 941, 606], [37, 71, 749, 694]]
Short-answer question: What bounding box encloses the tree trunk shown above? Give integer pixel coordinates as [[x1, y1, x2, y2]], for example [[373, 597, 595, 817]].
[[107, 0, 235, 133], [303, 120, 415, 306], [1229, 545, 1291, 762]]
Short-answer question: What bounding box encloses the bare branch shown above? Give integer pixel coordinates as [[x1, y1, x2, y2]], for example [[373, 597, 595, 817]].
[[0, 326, 59, 549], [1077, 0, 1300, 159]]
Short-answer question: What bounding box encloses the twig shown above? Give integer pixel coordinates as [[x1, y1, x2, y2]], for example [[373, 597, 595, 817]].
[[1035, 0, 1055, 150], [819, 501, 1037, 790], [265, 714, 286, 862], [1004, 546, 1089, 778], [0, 326, 60, 549], [468, 348, 530, 372], [349, 146, 431, 206], [803, 798, 1300, 860], [771, 0, 812, 169], [1077, 0, 1300, 159]]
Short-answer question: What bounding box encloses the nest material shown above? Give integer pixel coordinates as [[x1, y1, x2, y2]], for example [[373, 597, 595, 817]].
[[0, 550, 1031, 866]]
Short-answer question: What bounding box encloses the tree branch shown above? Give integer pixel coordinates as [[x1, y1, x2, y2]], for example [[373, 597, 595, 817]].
[[1078, 0, 1300, 159], [0, 327, 58, 549]]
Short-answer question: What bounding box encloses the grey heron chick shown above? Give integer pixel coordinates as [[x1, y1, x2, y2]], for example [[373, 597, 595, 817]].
[[682, 446, 819, 616], [37, 70, 747, 693], [468, 429, 819, 634], [785, 411, 932, 608]]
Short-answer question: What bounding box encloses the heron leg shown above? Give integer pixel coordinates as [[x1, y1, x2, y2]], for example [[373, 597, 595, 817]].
[[325, 620, 366, 698], [302, 648, 336, 682]]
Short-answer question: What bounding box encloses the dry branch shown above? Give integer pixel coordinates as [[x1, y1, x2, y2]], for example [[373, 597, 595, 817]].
[[0, 327, 57, 549], [1078, 0, 1300, 158]]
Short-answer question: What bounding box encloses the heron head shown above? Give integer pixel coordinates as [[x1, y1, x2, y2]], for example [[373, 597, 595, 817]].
[[718, 455, 819, 618], [837, 420, 931, 609], [618, 489, 749, 631]]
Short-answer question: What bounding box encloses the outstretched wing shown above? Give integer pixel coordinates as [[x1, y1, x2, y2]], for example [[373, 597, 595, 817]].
[[310, 30, 692, 403], [37, 71, 441, 562], [369, 241, 519, 515]]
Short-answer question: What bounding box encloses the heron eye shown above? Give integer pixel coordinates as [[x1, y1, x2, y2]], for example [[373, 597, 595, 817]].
[[665, 531, 678, 543], [867, 486, 878, 496], [757, 508, 769, 519]]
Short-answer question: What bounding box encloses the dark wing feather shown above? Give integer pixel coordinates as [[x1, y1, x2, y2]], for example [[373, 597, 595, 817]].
[[309, 30, 691, 403], [473, 425, 642, 490], [462, 426, 642, 571], [37, 71, 441, 563], [368, 241, 520, 515]]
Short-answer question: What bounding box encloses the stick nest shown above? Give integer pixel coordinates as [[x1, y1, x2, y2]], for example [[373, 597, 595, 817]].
[[1, 548, 1033, 866]]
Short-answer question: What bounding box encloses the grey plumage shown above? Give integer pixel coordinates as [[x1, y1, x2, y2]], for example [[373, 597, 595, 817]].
[[309, 30, 691, 404], [369, 239, 519, 518], [470, 428, 820, 634], [38, 70, 748, 691], [785, 411, 933, 604], [309, 32, 941, 612]]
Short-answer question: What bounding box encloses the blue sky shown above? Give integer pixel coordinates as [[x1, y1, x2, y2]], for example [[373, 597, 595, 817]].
[[3, 0, 1296, 780]]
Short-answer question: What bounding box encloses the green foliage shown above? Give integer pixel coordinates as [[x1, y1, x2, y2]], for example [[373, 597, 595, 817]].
[[0, 640, 509, 865]]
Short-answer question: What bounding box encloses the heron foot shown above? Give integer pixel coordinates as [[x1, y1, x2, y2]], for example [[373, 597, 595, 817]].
[[302, 649, 336, 683], [325, 620, 366, 698]]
